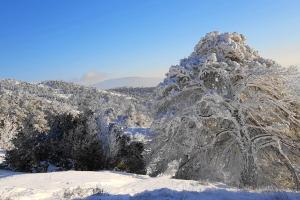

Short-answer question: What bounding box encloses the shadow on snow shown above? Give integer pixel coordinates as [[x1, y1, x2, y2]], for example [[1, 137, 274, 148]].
[[84, 188, 300, 200]]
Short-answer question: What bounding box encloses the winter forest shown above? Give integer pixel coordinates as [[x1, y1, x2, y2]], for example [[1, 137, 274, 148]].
[[0, 32, 300, 199]]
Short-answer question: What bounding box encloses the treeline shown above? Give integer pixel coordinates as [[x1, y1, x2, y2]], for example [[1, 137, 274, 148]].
[[0, 79, 151, 149]]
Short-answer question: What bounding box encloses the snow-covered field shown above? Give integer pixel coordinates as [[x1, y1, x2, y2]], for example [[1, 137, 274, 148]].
[[0, 149, 299, 200]]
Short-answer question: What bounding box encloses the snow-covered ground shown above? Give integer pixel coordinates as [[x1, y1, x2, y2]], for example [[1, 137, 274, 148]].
[[0, 170, 299, 200], [124, 127, 155, 142], [0, 149, 5, 163], [0, 149, 299, 200]]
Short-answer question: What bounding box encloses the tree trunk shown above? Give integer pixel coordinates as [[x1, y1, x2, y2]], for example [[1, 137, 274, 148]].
[[273, 146, 300, 190], [240, 149, 258, 188]]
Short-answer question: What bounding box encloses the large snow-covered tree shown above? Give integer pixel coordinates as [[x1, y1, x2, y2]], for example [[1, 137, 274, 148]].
[[148, 32, 300, 189]]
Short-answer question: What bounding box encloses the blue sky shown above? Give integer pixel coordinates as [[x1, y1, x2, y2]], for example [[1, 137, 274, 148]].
[[0, 0, 299, 83]]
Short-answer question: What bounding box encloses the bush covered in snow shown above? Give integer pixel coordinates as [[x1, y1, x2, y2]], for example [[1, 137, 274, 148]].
[[5, 110, 146, 173], [6, 111, 105, 172], [111, 127, 146, 174]]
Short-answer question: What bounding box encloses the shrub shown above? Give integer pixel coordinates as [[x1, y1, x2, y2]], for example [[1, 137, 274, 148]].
[[113, 133, 146, 174], [6, 111, 105, 172], [5, 130, 49, 172], [48, 111, 105, 171], [5, 110, 146, 174]]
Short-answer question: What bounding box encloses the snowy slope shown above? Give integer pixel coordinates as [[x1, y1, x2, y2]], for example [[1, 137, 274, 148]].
[[0, 170, 299, 200]]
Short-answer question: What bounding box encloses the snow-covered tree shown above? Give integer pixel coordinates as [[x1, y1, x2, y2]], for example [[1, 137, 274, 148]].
[[148, 32, 300, 189]]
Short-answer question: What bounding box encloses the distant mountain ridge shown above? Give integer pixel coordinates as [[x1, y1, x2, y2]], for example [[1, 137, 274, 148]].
[[92, 77, 163, 89]]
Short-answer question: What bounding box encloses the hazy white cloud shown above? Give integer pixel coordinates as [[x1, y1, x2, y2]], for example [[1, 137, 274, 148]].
[[82, 71, 107, 82], [72, 71, 108, 85]]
